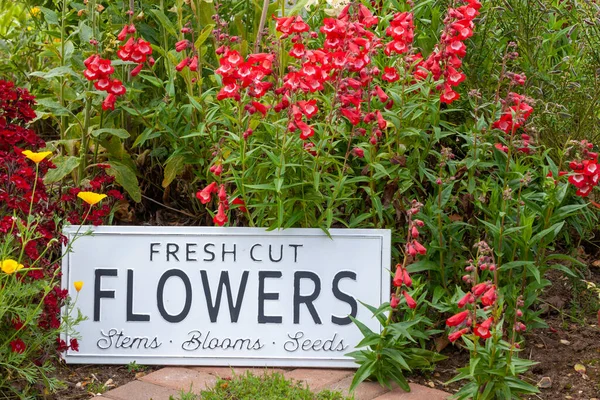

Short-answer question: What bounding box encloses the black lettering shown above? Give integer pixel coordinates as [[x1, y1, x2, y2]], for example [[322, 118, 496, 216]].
[[222, 243, 236, 262], [258, 271, 282, 323], [127, 269, 150, 322], [289, 244, 303, 262], [204, 243, 216, 261], [200, 271, 249, 322], [186, 243, 198, 261], [150, 243, 160, 261], [269, 244, 283, 262], [293, 271, 322, 324], [250, 244, 262, 262], [94, 269, 117, 322], [166, 243, 180, 262], [157, 269, 192, 322], [284, 331, 303, 352], [331, 271, 357, 325]]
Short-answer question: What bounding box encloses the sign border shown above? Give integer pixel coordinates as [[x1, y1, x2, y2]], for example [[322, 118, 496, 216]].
[[61, 226, 391, 368]]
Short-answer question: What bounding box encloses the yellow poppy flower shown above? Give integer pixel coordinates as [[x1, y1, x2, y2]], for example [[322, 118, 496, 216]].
[[74, 281, 84, 292], [1, 259, 24, 274], [77, 191, 107, 206], [22, 150, 52, 164]]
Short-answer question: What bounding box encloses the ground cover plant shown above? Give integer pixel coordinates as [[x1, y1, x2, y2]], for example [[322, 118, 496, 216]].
[[0, 0, 599, 398], [184, 370, 352, 400]]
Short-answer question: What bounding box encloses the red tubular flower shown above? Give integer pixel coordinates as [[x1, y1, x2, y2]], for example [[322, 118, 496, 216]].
[[252, 101, 270, 116], [474, 317, 493, 339], [412, 240, 426, 255], [189, 56, 199, 72], [176, 57, 190, 72], [10, 338, 26, 354], [393, 265, 403, 287], [449, 327, 470, 342], [480, 286, 497, 306], [390, 293, 400, 308], [175, 40, 190, 52], [446, 310, 469, 327], [131, 63, 143, 77], [196, 182, 217, 204], [402, 269, 412, 287], [108, 79, 126, 96], [218, 184, 227, 202], [402, 290, 417, 309], [232, 198, 247, 213], [472, 282, 489, 296], [457, 292, 474, 308], [352, 147, 364, 158], [297, 100, 318, 119], [213, 203, 228, 226], [102, 94, 117, 111], [117, 25, 129, 41], [382, 67, 400, 83], [70, 338, 79, 352]]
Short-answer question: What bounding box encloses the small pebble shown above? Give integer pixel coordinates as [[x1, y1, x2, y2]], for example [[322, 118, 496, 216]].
[[538, 376, 552, 389], [560, 339, 571, 345]]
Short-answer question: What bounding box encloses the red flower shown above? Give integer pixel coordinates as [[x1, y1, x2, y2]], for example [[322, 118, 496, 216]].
[[457, 292, 474, 308], [412, 240, 426, 255], [393, 265, 403, 287], [196, 182, 217, 204], [381, 67, 400, 83], [440, 87, 460, 104], [70, 338, 79, 352], [10, 338, 26, 354], [232, 198, 247, 213], [297, 100, 318, 119], [352, 147, 364, 158], [213, 203, 228, 226], [474, 317, 493, 339], [176, 57, 190, 72], [390, 293, 400, 308], [480, 286, 497, 307], [472, 282, 489, 296], [448, 327, 470, 342], [175, 40, 190, 52], [102, 94, 117, 111], [402, 290, 417, 309], [446, 310, 469, 327]]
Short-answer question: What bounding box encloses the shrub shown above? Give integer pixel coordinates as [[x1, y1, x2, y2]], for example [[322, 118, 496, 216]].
[[0, 80, 118, 397]]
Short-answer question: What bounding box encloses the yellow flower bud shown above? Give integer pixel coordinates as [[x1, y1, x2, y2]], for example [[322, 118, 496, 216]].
[[74, 281, 84, 292]]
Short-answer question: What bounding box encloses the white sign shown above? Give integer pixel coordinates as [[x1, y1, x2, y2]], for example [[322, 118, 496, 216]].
[[62, 226, 390, 368]]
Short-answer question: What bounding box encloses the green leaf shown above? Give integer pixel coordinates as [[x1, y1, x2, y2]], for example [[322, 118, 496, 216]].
[[43, 156, 80, 184], [348, 360, 375, 392], [107, 162, 141, 203], [40, 7, 58, 25], [91, 128, 131, 139], [195, 24, 215, 49], [30, 66, 76, 79], [162, 154, 187, 188], [150, 9, 178, 37]]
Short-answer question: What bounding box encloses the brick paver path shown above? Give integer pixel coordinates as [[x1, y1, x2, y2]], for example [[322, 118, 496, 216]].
[[96, 367, 449, 399]]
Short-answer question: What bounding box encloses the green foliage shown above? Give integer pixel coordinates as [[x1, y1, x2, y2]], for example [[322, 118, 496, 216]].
[[196, 371, 352, 400], [447, 331, 538, 400]]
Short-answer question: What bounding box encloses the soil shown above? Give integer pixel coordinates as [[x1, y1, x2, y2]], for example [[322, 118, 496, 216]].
[[51, 364, 160, 399]]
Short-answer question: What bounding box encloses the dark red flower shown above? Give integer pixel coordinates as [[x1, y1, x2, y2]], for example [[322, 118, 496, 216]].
[[10, 338, 26, 354]]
